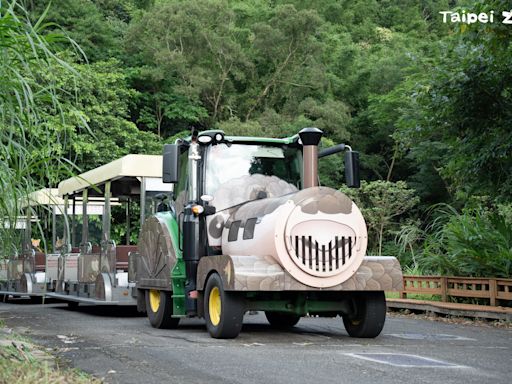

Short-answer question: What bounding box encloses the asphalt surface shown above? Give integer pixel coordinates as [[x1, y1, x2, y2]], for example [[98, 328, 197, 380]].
[[0, 300, 510, 384]]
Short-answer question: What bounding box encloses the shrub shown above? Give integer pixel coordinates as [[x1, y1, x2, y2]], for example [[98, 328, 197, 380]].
[[420, 205, 512, 278]]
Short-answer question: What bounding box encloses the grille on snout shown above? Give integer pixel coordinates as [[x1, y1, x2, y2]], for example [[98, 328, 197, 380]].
[[291, 236, 355, 273]]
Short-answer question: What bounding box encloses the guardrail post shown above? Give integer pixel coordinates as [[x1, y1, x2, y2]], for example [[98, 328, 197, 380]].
[[440, 276, 448, 302], [489, 278, 497, 306], [400, 277, 407, 299]]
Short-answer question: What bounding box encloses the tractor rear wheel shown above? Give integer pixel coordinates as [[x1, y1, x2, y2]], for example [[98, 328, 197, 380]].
[[343, 291, 386, 338], [145, 289, 180, 329], [204, 273, 244, 339], [265, 312, 300, 328]]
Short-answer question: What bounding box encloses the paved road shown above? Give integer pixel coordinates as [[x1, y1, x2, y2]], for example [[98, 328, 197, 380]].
[[0, 300, 510, 384]]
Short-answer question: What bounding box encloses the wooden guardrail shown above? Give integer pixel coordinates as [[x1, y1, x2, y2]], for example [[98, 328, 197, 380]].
[[400, 276, 512, 306]]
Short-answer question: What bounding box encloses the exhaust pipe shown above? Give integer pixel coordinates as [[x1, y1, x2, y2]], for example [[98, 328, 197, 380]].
[[299, 127, 323, 188]]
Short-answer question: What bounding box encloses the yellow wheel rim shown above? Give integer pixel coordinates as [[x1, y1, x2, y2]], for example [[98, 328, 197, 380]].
[[149, 289, 160, 313], [209, 286, 221, 326]]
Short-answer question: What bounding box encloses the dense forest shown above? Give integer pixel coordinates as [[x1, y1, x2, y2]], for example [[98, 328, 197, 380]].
[[1, 0, 511, 277]]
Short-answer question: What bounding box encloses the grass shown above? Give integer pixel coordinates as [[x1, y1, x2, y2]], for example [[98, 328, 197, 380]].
[[385, 291, 442, 301], [0, 324, 101, 384], [0, 353, 100, 384], [0, 344, 102, 384]]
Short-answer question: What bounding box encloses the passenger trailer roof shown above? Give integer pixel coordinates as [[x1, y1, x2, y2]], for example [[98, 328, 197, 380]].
[[58, 154, 163, 197]]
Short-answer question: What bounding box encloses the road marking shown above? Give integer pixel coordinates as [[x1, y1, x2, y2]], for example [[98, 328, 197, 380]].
[[242, 342, 265, 347], [345, 353, 467, 368], [386, 333, 476, 341], [56, 334, 79, 344]]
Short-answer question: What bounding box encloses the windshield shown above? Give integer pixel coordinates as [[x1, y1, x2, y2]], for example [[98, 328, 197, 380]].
[[205, 144, 302, 196]]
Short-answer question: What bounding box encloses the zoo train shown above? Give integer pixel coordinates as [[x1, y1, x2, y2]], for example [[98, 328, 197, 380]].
[[0, 128, 403, 338]]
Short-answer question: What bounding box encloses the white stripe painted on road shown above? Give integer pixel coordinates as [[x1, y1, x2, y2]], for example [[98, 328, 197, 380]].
[[345, 353, 468, 368]]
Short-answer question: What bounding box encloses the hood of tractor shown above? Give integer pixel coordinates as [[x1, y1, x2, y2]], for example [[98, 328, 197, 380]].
[[210, 186, 367, 288]]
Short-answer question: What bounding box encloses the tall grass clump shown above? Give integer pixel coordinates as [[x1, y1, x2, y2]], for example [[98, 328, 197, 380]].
[[0, 1, 81, 256]]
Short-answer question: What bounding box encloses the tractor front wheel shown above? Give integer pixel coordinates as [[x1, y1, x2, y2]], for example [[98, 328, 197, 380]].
[[342, 291, 386, 338], [145, 289, 180, 329], [204, 273, 245, 339]]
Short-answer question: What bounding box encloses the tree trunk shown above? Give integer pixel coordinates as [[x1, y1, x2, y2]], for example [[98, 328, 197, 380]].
[[378, 222, 385, 256]]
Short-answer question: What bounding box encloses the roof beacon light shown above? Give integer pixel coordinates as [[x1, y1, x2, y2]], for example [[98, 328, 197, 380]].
[[198, 135, 213, 144]]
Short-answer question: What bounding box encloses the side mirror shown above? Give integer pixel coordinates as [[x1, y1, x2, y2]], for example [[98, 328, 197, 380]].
[[344, 151, 360, 188], [163, 144, 180, 183]]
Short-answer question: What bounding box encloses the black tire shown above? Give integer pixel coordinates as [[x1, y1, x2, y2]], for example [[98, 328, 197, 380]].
[[67, 301, 79, 309], [29, 296, 42, 304], [343, 291, 386, 338], [265, 312, 300, 328], [145, 289, 180, 329], [204, 273, 245, 339]]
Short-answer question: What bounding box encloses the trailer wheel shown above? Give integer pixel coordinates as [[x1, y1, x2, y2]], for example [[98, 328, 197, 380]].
[[343, 291, 386, 338], [265, 312, 300, 328], [145, 289, 180, 329], [204, 273, 244, 339]]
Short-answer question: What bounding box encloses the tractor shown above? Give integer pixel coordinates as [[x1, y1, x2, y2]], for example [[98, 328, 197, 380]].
[[134, 128, 403, 338]]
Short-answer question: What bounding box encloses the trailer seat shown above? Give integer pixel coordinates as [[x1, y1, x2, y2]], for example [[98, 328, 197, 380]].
[[116, 245, 137, 271], [35, 252, 46, 272]]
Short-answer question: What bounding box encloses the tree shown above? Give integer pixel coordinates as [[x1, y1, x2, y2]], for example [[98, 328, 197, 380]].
[[25, 0, 149, 62], [126, 0, 251, 129], [38, 59, 162, 171], [341, 181, 419, 255], [393, 0, 512, 202], [130, 69, 208, 138], [243, 4, 325, 121]]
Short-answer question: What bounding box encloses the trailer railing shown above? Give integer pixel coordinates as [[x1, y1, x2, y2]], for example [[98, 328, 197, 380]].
[[399, 275, 512, 306]]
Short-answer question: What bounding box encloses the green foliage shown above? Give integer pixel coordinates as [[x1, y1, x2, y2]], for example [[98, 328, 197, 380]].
[[0, 1, 80, 255], [5, 0, 508, 279], [393, 0, 512, 202], [318, 138, 344, 189], [420, 205, 512, 278], [25, 0, 149, 61], [126, 0, 252, 129], [136, 89, 208, 138], [394, 220, 424, 269], [37, 59, 162, 171], [124, 0, 351, 139], [340, 181, 419, 255], [111, 203, 140, 245], [1, 1, 159, 256]]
